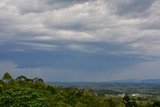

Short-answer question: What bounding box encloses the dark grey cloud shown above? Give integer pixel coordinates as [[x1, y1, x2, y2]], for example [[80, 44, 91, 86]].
[[14, 0, 87, 14], [44, 0, 86, 7], [109, 0, 155, 18], [0, 50, 147, 75], [0, 35, 151, 74]]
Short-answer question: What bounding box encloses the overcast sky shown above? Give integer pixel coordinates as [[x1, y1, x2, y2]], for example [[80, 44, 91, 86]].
[[0, 0, 160, 82]]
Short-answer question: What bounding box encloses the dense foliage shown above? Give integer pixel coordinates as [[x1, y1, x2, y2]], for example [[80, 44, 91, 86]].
[[0, 73, 159, 107]]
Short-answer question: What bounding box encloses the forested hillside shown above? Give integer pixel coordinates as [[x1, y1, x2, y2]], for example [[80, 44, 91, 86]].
[[51, 82, 160, 95], [0, 72, 160, 107]]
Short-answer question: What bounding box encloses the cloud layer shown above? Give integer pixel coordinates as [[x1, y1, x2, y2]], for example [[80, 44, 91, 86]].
[[0, 0, 160, 81]]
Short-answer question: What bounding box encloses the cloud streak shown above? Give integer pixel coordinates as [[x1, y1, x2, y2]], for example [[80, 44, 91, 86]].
[[0, 0, 159, 56]]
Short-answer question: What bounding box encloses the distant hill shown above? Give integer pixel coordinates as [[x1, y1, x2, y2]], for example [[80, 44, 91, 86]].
[[113, 79, 160, 84], [141, 79, 160, 84], [112, 79, 141, 83], [48, 81, 160, 94]]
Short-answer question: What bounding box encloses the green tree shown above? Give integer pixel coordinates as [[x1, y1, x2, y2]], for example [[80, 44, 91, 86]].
[[0, 87, 50, 106], [0, 80, 5, 85], [16, 75, 28, 81], [153, 101, 160, 107], [123, 94, 138, 107], [34, 78, 44, 84], [2, 72, 12, 84]]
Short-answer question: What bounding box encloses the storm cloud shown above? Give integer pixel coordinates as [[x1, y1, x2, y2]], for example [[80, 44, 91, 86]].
[[0, 0, 160, 81]]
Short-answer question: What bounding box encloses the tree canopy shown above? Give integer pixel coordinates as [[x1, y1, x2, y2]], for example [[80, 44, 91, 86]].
[[2, 72, 12, 84]]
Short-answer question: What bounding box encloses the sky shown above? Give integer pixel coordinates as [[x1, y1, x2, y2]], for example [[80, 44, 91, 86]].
[[0, 0, 160, 82]]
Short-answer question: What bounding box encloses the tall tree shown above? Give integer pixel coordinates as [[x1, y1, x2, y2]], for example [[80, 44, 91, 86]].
[[2, 72, 12, 84]]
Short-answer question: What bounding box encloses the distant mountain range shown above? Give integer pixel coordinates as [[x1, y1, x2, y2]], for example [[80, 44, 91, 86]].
[[141, 79, 160, 84], [112, 79, 160, 84], [48, 79, 160, 94], [48, 79, 160, 86]]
